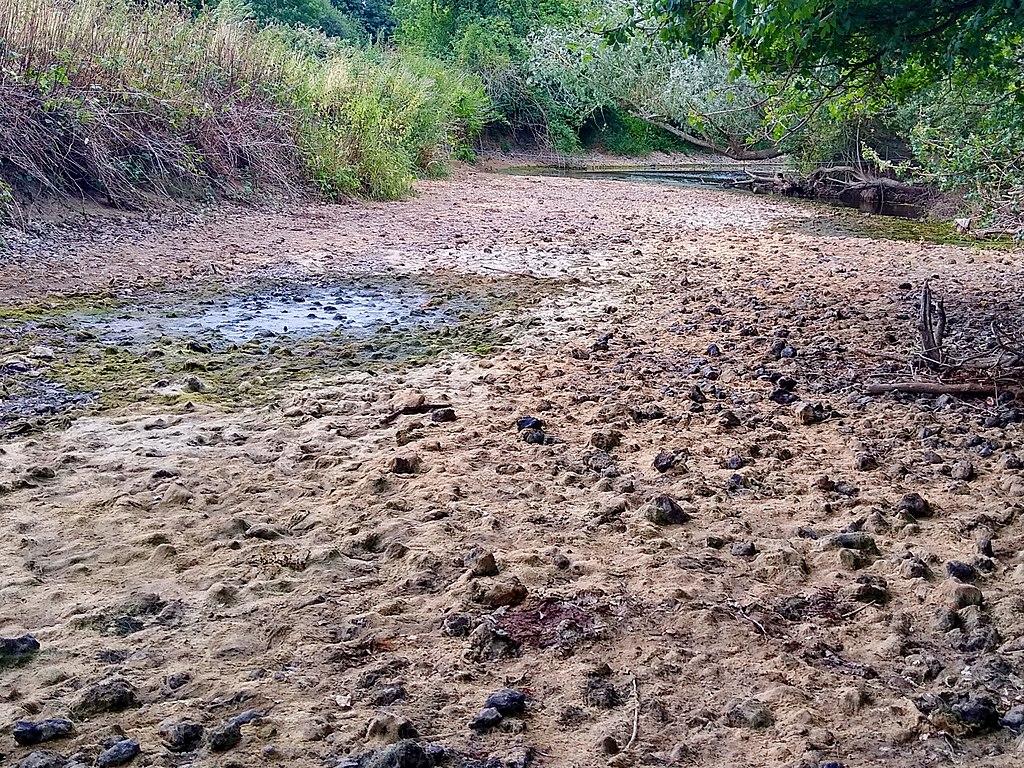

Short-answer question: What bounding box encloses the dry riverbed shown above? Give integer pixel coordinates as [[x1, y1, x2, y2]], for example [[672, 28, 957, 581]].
[[1, 168, 1024, 768]]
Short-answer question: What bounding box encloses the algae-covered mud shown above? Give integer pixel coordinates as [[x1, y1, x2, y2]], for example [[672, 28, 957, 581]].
[[1, 169, 1024, 768], [1, 272, 539, 435]]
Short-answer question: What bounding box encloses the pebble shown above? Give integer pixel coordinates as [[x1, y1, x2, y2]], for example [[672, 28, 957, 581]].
[[485, 688, 527, 715], [360, 740, 433, 768], [644, 495, 690, 525], [950, 460, 975, 481], [208, 722, 242, 752], [945, 581, 983, 609], [794, 402, 826, 425], [469, 707, 503, 732], [158, 721, 204, 752], [95, 739, 140, 767], [516, 416, 543, 431], [830, 531, 878, 552], [730, 541, 756, 558], [898, 492, 931, 518], [430, 407, 456, 423], [946, 560, 978, 582], [13, 718, 74, 746], [16, 752, 66, 768], [70, 677, 137, 718], [0, 633, 40, 662]]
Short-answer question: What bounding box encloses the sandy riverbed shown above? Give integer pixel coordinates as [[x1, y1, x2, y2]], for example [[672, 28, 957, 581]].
[[1, 168, 1024, 768]]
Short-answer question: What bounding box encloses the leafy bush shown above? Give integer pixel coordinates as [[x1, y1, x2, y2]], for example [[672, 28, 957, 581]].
[[0, 0, 491, 219]]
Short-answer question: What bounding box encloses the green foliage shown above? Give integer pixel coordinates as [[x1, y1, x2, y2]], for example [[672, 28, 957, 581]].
[[584, 110, 687, 156], [0, 0, 491, 207]]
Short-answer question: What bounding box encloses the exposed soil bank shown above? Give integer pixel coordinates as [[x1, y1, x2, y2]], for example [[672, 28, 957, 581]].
[[1, 168, 1024, 768]]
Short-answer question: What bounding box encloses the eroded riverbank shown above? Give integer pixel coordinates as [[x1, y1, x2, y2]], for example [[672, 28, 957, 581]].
[[1, 169, 1024, 768]]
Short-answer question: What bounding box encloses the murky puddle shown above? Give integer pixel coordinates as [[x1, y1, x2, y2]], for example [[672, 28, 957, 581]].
[[1, 273, 527, 434]]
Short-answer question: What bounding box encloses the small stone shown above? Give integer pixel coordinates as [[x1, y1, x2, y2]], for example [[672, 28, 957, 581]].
[[70, 677, 137, 718], [830, 532, 878, 552], [1003, 453, 1024, 470], [474, 578, 528, 608], [1000, 704, 1024, 730], [521, 428, 548, 445], [849, 575, 888, 603], [208, 722, 242, 752], [653, 450, 680, 473], [485, 688, 527, 715], [13, 718, 74, 746], [430, 408, 456, 423], [730, 541, 756, 558], [951, 460, 975, 481], [516, 416, 543, 431], [600, 734, 620, 754], [951, 695, 1000, 732], [945, 582, 983, 610], [794, 402, 825, 425], [897, 492, 931, 518], [95, 739, 140, 767], [465, 549, 498, 577], [16, 751, 67, 768], [946, 560, 978, 582], [718, 410, 741, 429], [360, 740, 432, 768], [725, 698, 773, 728], [470, 707, 503, 732], [0, 633, 40, 662], [645, 495, 690, 525], [388, 455, 421, 475], [159, 721, 204, 752]]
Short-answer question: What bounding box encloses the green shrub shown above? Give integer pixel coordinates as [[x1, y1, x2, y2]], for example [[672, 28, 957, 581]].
[[0, 0, 491, 208]]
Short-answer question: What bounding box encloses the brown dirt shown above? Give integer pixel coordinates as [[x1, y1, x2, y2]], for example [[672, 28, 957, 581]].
[[2, 168, 1024, 768]]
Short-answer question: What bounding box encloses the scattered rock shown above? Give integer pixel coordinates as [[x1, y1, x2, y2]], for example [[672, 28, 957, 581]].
[[16, 751, 67, 768], [951, 460, 976, 481], [430, 407, 456, 423], [730, 541, 756, 558], [485, 688, 527, 715], [644, 495, 690, 525], [208, 722, 242, 752], [474, 578, 528, 608], [69, 677, 137, 718], [794, 402, 826, 425], [0, 633, 40, 663], [898, 493, 932, 518], [388, 455, 421, 475], [13, 719, 74, 746], [95, 739, 140, 768], [469, 707, 503, 732], [158, 721, 204, 752]]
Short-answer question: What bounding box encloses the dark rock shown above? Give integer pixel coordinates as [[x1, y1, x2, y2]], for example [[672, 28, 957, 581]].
[[16, 751, 67, 768], [469, 707, 503, 732], [688, 385, 708, 404], [730, 541, 756, 558], [464, 549, 498, 577], [360, 740, 433, 768], [706, 344, 721, 357], [723, 455, 746, 470], [831, 532, 878, 553], [430, 408, 456, 423], [0, 634, 40, 662], [951, 695, 1000, 732], [977, 537, 995, 558], [520, 428, 548, 445], [898, 493, 931, 518], [388, 455, 421, 475], [794, 402, 826, 425], [769, 387, 799, 405], [70, 677, 137, 718], [849, 575, 888, 603], [442, 613, 472, 637], [159, 721, 204, 753], [163, 672, 191, 691], [1004, 453, 1023, 470], [946, 560, 978, 582], [13, 719, 74, 746], [516, 416, 543, 432], [474, 578, 527, 608], [485, 688, 527, 716], [718, 410, 741, 429], [95, 739, 140, 768], [653, 451, 680, 473], [645, 495, 690, 525], [1000, 704, 1024, 730], [208, 722, 242, 752], [370, 685, 407, 706], [583, 677, 621, 709]]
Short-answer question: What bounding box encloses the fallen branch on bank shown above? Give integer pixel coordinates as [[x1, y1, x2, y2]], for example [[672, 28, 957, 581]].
[[863, 382, 1001, 397]]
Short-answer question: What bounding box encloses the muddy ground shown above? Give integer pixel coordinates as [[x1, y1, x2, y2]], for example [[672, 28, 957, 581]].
[[1, 168, 1024, 768]]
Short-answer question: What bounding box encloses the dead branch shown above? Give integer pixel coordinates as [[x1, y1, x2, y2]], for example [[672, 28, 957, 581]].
[[917, 283, 947, 370], [864, 382, 1002, 397]]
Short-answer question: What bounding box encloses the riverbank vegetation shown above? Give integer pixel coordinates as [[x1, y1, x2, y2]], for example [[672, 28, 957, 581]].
[[1, 0, 1022, 229]]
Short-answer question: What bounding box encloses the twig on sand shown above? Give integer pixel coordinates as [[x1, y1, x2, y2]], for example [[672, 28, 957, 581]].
[[624, 674, 640, 751], [864, 382, 1002, 397]]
